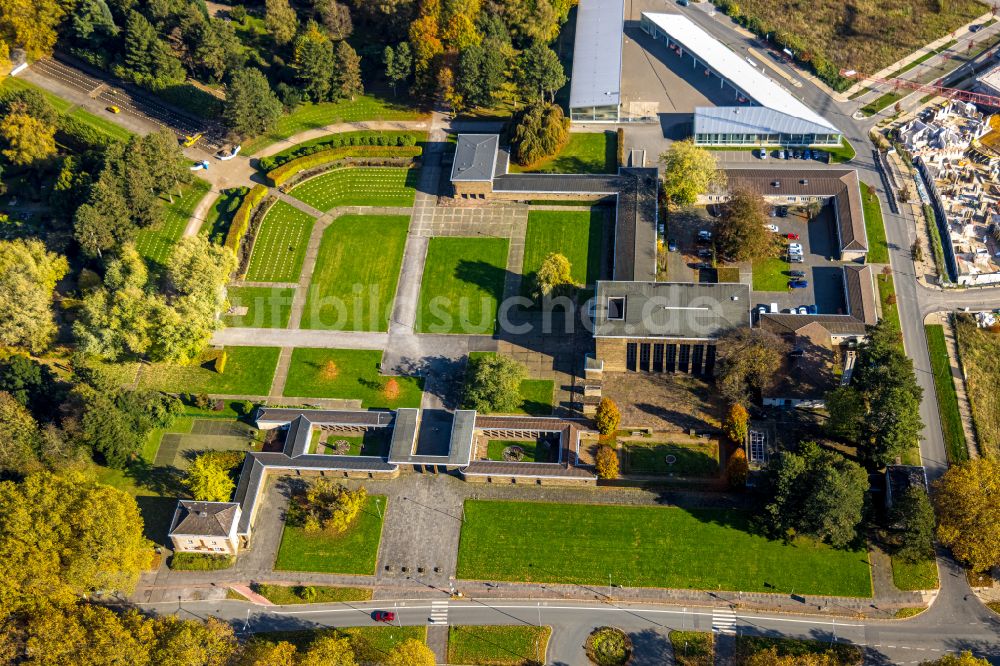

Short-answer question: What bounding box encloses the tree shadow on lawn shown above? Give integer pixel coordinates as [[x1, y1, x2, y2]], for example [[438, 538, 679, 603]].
[[449, 626, 544, 665], [634, 403, 717, 433], [454, 259, 509, 300], [134, 495, 182, 546], [391, 355, 466, 410], [127, 459, 187, 497]]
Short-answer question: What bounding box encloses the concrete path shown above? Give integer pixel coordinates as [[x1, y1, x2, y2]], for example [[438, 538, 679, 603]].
[[212, 327, 389, 349], [228, 584, 274, 606]]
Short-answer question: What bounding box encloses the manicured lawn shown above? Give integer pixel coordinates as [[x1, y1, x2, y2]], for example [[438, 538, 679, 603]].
[[521, 209, 604, 296], [201, 187, 247, 241], [467, 352, 554, 415], [282, 348, 423, 408], [288, 167, 418, 210], [509, 132, 616, 174], [891, 554, 940, 591], [245, 200, 315, 283], [925, 324, 968, 463], [954, 315, 1000, 458], [65, 106, 134, 142], [274, 495, 386, 574], [751, 256, 791, 292], [456, 501, 873, 596], [223, 286, 295, 329], [416, 237, 509, 334], [862, 184, 889, 264], [861, 91, 904, 117], [259, 130, 428, 170], [312, 429, 390, 456], [243, 95, 428, 154], [670, 631, 714, 666], [301, 215, 409, 331], [135, 178, 212, 266], [448, 625, 551, 666], [138, 346, 279, 396], [487, 438, 558, 463], [622, 440, 720, 477], [253, 583, 372, 604], [877, 273, 900, 331]]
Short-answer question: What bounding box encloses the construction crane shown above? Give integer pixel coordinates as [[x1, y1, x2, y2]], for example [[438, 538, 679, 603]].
[[840, 64, 1000, 109]]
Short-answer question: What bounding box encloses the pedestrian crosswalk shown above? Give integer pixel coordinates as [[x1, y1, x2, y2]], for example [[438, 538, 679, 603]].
[[429, 600, 449, 625], [712, 607, 738, 634]]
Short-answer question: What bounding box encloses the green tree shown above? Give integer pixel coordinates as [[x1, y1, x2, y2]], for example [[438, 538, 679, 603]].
[[934, 458, 1000, 572], [73, 172, 133, 258], [765, 441, 868, 548], [224, 68, 284, 138], [0, 238, 69, 353], [141, 129, 193, 203], [0, 391, 42, 476], [185, 455, 235, 502], [595, 444, 619, 480], [456, 42, 505, 108], [824, 386, 864, 441], [534, 251, 574, 297], [891, 485, 935, 563], [0, 105, 56, 166], [295, 479, 367, 534], [511, 102, 568, 166], [166, 235, 237, 300], [595, 397, 621, 436], [297, 634, 357, 666], [383, 42, 413, 97], [265, 0, 297, 46], [293, 21, 335, 101], [13, 603, 153, 666], [714, 188, 777, 262], [723, 403, 749, 444], [659, 140, 725, 207], [517, 41, 565, 102], [120, 10, 185, 88], [0, 471, 151, 616], [334, 40, 363, 100], [72, 0, 119, 44], [383, 639, 436, 666], [0, 354, 59, 414], [463, 354, 525, 414], [315, 0, 352, 40], [191, 17, 244, 82], [715, 328, 787, 405]]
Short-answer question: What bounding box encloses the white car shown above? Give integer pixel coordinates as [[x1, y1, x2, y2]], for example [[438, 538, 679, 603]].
[[788, 243, 803, 253], [797, 306, 808, 314], [766, 224, 779, 232]]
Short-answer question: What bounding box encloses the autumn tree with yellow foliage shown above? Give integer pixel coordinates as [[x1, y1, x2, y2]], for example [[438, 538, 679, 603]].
[[934, 458, 1000, 572]]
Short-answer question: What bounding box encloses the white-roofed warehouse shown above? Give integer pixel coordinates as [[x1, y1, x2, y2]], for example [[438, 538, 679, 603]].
[[639, 12, 842, 148], [568, 0, 625, 122]]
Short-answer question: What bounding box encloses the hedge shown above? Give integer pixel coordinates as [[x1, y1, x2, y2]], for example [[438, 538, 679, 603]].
[[169, 553, 235, 571], [616, 127, 625, 167], [258, 131, 421, 171], [224, 184, 268, 252], [265, 145, 422, 187]]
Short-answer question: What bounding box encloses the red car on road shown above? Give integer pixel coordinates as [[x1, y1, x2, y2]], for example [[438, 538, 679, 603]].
[[373, 611, 396, 622], [785, 233, 800, 240]]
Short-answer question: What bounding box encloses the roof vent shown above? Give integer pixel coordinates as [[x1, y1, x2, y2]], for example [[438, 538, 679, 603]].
[[772, 180, 781, 188], [800, 178, 809, 185]]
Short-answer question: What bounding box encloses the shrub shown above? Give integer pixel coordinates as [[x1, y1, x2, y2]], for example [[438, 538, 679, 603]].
[[726, 447, 749, 488], [595, 445, 620, 480], [298, 585, 317, 601], [169, 553, 235, 570], [190, 393, 212, 410], [616, 127, 625, 167], [236, 399, 255, 416], [384, 377, 400, 401], [224, 184, 268, 252], [213, 350, 227, 374], [585, 627, 631, 666], [265, 145, 422, 187], [463, 354, 525, 414], [595, 397, 621, 436], [723, 403, 749, 444]]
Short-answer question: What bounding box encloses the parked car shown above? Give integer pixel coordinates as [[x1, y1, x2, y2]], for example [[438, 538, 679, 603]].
[[769, 207, 778, 217], [806, 304, 818, 314], [678, 0, 690, 6], [970, 23, 983, 32], [697, 248, 713, 257], [697, 229, 712, 240], [788, 243, 803, 253], [788, 253, 804, 263], [793, 150, 802, 159], [789, 279, 809, 288], [785, 232, 799, 240], [668, 238, 678, 252], [777, 206, 789, 217], [696, 261, 712, 269], [780, 150, 789, 159], [373, 611, 396, 622], [766, 224, 779, 232], [789, 270, 806, 278], [757, 304, 768, 314], [804, 149, 813, 160], [797, 306, 808, 314], [106, 105, 120, 114], [757, 148, 768, 159]]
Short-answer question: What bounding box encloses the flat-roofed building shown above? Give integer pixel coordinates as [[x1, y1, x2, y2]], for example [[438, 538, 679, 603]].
[[568, 0, 625, 122], [639, 12, 842, 148], [593, 281, 751, 373]]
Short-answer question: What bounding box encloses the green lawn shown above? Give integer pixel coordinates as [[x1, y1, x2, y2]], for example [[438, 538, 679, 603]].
[[138, 346, 279, 396], [861, 91, 904, 117], [878, 274, 900, 331], [891, 554, 940, 591], [243, 95, 428, 154], [623, 440, 720, 477], [201, 188, 247, 241], [135, 178, 212, 266], [827, 138, 857, 164], [223, 286, 295, 329], [456, 501, 873, 596], [862, 184, 889, 264], [252, 583, 372, 605], [521, 209, 604, 296], [417, 237, 509, 334], [448, 626, 551, 666], [925, 324, 969, 463], [487, 438, 557, 463], [509, 132, 616, 174], [274, 495, 386, 574], [282, 348, 423, 408], [288, 167, 418, 210], [245, 201, 315, 282], [312, 429, 390, 456], [258, 130, 428, 171], [467, 352, 555, 415], [670, 631, 714, 666], [751, 256, 791, 292], [302, 215, 408, 331]]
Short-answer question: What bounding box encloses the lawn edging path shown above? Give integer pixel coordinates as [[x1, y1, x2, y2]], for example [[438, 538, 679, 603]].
[[456, 500, 873, 597]]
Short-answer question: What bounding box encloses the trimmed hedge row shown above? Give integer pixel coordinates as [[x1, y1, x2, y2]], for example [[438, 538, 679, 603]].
[[266, 145, 422, 187], [223, 184, 268, 252], [258, 131, 421, 171]]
